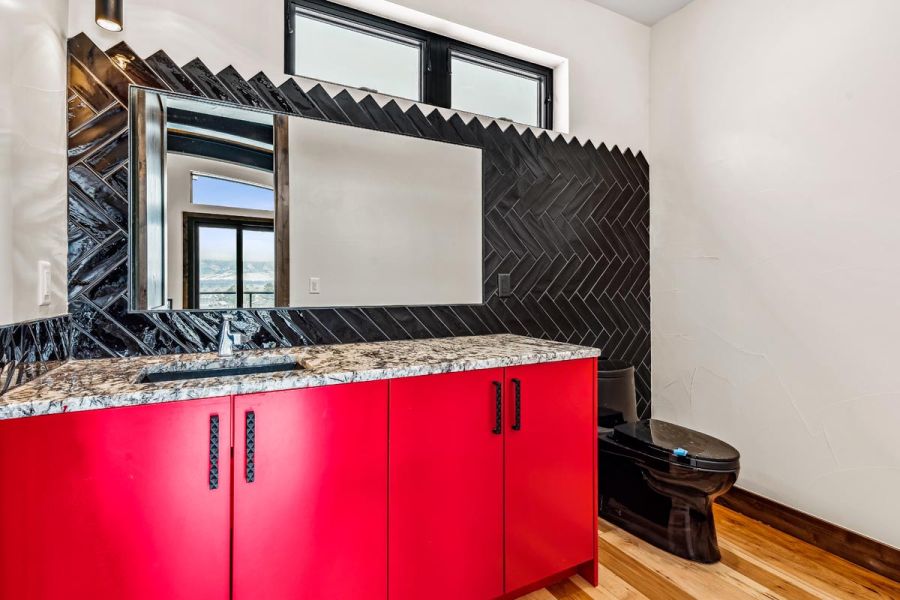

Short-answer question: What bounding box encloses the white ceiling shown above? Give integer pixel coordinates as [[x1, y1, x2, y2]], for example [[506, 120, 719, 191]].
[[583, 0, 695, 26]]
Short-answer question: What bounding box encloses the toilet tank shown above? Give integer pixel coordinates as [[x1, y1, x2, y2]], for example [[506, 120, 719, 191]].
[[597, 360, 638, 423]]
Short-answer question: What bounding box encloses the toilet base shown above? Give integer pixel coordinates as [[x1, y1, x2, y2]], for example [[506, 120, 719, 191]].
[[599, 434, 738, 563], [599, 490, 724, 563]]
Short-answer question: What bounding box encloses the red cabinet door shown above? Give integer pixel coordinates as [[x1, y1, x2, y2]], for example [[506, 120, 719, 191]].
[[504, 359, 597, 592], [0, 397, 232, 600], [232, 381, 389, 600], [390, 369, 505, 600]]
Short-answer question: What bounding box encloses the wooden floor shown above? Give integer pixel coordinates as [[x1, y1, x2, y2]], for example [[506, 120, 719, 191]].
[[519, 506, 900, 600]]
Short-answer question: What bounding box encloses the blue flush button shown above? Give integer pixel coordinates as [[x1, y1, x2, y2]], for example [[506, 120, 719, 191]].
[[673, 448, 689, 457]]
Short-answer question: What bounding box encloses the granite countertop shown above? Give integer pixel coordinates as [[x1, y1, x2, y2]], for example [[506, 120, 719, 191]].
[[0, 334, 601, 420]]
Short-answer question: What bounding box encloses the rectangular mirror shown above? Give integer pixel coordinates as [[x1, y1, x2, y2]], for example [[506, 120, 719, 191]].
[[130, 89, 483, 311]]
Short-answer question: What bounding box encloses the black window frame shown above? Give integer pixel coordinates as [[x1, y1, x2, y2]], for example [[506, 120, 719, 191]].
[[284, 0, 553, 129], [185, 214, 276, 310]]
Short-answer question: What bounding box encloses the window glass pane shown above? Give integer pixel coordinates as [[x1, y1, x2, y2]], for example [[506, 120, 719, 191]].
[[192, 174, 274, 211], [451, 54, 542, 127], [293, 10, 421, 100], [242, 229, 275, 309], [198, 226, 237, 309]]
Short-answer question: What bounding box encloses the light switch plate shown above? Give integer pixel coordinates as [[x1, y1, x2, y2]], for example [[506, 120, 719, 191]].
[[37, 261, 51, 307], [309, 277, 321, 294], [498, 273, 511, 298]]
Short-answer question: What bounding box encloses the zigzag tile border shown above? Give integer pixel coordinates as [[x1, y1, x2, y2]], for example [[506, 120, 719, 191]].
[[66, 33, 652, 416]]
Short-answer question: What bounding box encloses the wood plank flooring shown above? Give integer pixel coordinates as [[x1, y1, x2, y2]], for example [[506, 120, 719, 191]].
[[519, 506, 900, 600]]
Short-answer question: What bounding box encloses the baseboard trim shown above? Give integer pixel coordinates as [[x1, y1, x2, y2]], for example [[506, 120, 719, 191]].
[[717, 486, 899, 582]]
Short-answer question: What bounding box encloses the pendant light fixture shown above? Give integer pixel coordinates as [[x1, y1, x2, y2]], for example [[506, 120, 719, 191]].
[[95, 0, 123, 32]]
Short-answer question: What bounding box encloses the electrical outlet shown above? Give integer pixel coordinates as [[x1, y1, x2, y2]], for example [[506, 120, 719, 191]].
[[37, 261, 51, 307], [309, 277, 321, 294]]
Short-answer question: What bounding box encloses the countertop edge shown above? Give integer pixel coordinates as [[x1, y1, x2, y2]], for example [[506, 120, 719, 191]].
[[0, 340, 601, 421]]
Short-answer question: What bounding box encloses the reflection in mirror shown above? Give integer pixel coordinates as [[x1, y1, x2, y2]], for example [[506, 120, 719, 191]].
[[288, 118, 482, 307], [131, 89, 278, 310], [130, 89, 483, 311], [189, 214, 275, 310]]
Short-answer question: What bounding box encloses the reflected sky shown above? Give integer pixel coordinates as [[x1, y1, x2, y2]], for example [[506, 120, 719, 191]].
[[198, 227, 272, 263], [192, 174, 274, 211], [243, 230, 274, 263], [198, 227, 236, 263]]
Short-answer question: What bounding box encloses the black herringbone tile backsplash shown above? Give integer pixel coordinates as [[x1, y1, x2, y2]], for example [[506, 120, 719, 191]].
[[0, 316, 71, 396], [65, 33, 651, 416]]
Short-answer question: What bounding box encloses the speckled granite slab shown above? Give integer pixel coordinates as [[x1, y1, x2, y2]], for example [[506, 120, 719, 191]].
[[0, 335, 601, 420]]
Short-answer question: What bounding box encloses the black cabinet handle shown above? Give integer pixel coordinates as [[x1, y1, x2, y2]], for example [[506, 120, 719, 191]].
[[511, 378, 522, 431], [492, 381, 502, 435], [209, 414, 219, 490], [245, 411, 256, 483]]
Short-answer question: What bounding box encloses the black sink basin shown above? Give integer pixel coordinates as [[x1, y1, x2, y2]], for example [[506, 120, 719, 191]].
[[137, 361, 303, 384]]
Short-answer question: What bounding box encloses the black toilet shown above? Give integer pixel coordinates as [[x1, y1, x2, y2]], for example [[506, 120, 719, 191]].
[[596, 362, 740, 563]]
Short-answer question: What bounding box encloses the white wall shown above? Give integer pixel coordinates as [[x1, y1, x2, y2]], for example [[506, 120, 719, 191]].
[[0, 0, 69, 325], [67, 0, 650, 151], [651, 0, 900, 548]]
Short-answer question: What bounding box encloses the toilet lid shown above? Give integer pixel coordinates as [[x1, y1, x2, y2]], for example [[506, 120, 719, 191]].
[[611, 419, 740, 471]]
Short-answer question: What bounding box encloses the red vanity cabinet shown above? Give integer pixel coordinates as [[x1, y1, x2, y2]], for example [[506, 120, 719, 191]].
[[389, 358, 598, 599], [231, 381, 389, 600], [0, 356, 596, 599], [504, 358, 598, 592], [389, 369, 505, 600], [0, 396, 232, 600]]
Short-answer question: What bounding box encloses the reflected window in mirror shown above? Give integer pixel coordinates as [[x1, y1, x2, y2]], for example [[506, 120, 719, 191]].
[[169, 109, 276, 310], [191, 173, 275, 211], [131, 88, 279, 310], [187, 216, 275, 310]]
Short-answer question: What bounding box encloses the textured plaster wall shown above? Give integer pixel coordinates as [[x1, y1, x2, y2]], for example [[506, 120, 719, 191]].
[[651, 0, 900, 548]]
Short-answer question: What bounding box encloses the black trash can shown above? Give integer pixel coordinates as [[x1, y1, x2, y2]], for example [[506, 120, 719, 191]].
[[597, 360, 637, 425]]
